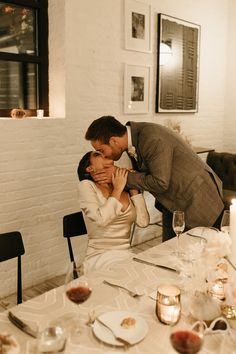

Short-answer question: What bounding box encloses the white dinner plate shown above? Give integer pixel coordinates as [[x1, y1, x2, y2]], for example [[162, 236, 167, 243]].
[[93, 311, 148, 347]]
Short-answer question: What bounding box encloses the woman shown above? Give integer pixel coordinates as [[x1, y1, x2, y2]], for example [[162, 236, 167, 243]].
[[77, 151, 149, 269]]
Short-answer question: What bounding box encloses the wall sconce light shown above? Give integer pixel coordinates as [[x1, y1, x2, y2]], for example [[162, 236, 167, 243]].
[[159, 41, 172, 66]]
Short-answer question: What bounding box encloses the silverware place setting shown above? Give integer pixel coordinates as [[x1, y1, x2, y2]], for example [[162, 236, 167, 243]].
[[103, 280, 144, 298]]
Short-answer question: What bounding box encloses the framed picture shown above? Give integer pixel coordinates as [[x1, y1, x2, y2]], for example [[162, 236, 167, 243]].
[[156, 14, 200, 113], [124, 64, 150, 114], [124, 0, 151, 53]]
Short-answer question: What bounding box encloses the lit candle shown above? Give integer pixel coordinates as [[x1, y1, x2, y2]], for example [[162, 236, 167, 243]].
[[37, 109, 44, 118], [230, 199, 236, 263], [156, 284, 181, 325], [208, 279, 225, 300]]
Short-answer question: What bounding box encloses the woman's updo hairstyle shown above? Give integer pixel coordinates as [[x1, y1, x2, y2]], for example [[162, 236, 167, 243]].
[[77, 151, 93, 181]]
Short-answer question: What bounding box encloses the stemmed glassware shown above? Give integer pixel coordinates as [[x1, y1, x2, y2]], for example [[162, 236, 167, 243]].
[[172, 210, 185, 258], [220, 210, 230, 234], [170, 319, 204, 354], [64, 260, 92, 341]]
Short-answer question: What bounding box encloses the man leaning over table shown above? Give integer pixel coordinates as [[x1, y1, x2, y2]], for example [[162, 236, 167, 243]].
[[85, 116, 224, 241]]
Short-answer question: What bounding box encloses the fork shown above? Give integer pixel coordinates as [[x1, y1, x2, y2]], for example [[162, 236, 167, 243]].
[[103, 280, 143, 298], [86, 309, 96, 327]]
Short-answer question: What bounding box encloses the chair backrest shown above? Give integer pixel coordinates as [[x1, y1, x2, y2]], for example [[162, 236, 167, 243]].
[[63, 211, 87, 263], [0, 231, 25, 304], [207, 151, 236, 191]]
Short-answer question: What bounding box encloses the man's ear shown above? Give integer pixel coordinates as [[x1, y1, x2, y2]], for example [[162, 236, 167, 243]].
[[109, 136, 118, 146]]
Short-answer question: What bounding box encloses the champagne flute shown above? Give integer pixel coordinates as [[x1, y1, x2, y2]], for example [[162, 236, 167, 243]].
[[64, 261, 92, 341], [170, 319, 204, 354], [220, 210, 230, 234], [172, 210, 185, 258]]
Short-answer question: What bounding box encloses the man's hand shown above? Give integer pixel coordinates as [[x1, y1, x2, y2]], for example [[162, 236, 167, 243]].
[[129, 188, 140, 196], [92, 165, 117, 184]]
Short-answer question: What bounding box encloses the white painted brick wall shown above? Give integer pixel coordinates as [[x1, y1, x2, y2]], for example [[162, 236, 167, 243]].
[[0, 0, 235, 298], [225, 0, 236, 152]]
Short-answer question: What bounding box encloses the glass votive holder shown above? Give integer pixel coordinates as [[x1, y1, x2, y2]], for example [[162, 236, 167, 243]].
[[208, 279, 225, 301], [156, 284, 181, 325], [37, 109, 44, 118], [38, 326, 66, 353]]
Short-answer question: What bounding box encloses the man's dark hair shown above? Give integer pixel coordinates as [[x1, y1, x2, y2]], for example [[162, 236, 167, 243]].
[[77, 151, 93, 181], [85, 116, 126, 144]]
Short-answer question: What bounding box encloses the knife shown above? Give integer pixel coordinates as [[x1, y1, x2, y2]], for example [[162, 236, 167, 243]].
[[133, 257, 178, 272], [8, 311, 38, 338], [186, 232, 206, 241], [95, 316, 131, 346]]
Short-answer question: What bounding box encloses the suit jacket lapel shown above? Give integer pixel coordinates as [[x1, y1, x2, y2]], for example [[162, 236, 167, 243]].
[[126, 122, 143, 170]]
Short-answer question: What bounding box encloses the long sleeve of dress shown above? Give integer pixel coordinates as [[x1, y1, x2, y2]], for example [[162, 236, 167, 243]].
[[78, 180, 123, 227], [130, 194, 150, 227]]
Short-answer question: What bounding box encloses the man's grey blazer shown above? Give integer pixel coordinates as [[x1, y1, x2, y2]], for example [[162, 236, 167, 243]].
[[126, 122, 224, 229]]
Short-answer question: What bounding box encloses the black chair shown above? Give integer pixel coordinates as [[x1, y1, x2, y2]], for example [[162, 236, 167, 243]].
[[63, 211, 87, 263], [207, 151, 236, 209], [0, 231, 25, 304]]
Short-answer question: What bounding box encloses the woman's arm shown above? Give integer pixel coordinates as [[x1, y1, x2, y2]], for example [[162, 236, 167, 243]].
[[78, 180, 123, 227]]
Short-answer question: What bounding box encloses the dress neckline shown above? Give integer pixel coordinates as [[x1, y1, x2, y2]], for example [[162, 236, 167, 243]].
[[94, 182, 131, 212]]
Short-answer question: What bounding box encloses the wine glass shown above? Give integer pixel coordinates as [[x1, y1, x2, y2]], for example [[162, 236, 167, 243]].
[[170, 319, 204, 354], [172, 210, 185, 258], [64, 260, 92, 341], [220, 210, 230, 234]]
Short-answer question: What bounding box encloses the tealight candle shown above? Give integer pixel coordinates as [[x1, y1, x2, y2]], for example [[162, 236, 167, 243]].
[[156, 284, 181, 325], [230, 199, 236, 263], [37, 109, 44, 118]]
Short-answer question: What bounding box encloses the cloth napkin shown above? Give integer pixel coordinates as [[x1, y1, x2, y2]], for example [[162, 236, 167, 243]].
[[0, 333, 20, 354]]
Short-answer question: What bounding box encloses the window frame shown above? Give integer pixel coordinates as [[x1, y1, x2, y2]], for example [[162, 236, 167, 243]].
[[0, 0, 49, 117]]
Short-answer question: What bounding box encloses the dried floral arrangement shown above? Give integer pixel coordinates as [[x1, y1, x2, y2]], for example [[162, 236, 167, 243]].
[[165, 119, 192, 146], [177, 228, 236, 322]]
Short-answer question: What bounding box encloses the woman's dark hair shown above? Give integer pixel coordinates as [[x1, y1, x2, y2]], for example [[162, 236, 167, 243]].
[[77, 151, 93, 181], [85, 116, 126, 144]]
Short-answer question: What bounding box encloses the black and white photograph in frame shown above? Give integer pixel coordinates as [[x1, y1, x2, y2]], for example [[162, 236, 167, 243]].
[[125, 0, 151, 53], [156, 14, 200, 113], [124, 64, 150, 114]]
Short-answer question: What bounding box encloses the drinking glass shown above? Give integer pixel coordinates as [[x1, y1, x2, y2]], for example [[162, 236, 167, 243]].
[[220, 210, 230, 234], [170, 319, 204, 354], [172, 211, 185, 257], [64, 261, 92, 341]]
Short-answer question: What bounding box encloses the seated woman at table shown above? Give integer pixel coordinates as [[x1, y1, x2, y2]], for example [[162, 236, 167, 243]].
[[77, 151, 149, 269]]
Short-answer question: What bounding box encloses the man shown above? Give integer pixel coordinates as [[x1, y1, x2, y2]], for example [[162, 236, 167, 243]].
[[85, 116, 224, 241]]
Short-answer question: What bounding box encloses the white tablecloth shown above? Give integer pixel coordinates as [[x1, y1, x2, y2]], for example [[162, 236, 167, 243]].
[[0, 232, 235, 353]]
